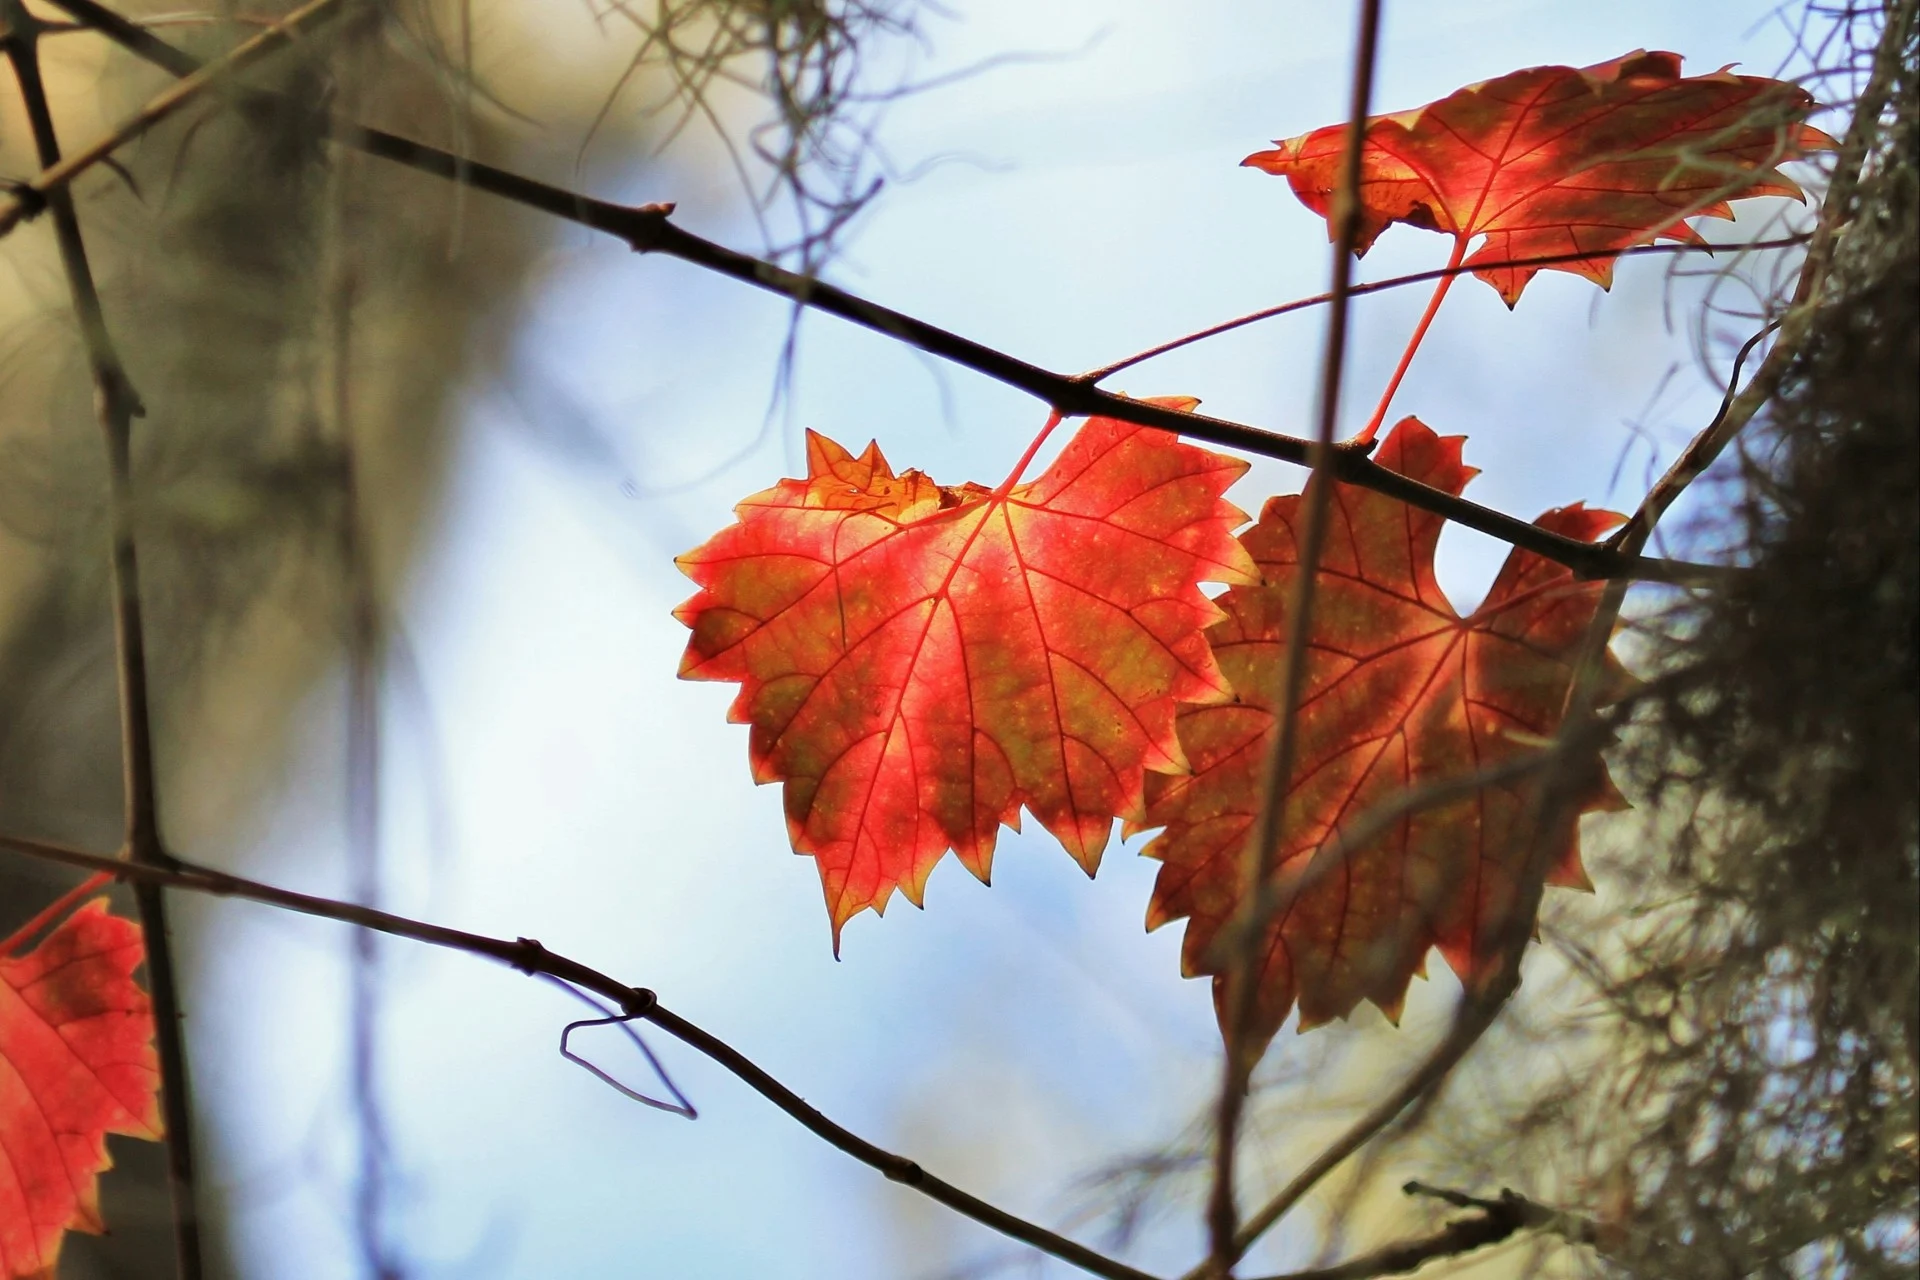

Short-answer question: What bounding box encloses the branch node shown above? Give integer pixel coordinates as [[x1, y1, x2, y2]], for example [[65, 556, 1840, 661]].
[[0, 176, 46, 220], [102, 366, 146, 420], [139, 840, 183, 874], [1403, 1180, 1479, 1208], [620, 200, 677, 251], [622, 986, 658, 1017], [885, 1159, 926, 1186], [512, 937, 549, 974]]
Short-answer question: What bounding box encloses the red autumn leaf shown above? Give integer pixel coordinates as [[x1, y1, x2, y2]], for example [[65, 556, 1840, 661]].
[[1137, 417, 1628, 1050], [1245, 50, 1833, 304], [1, 895, 161, 1279], [677, 406, 1256, 943]]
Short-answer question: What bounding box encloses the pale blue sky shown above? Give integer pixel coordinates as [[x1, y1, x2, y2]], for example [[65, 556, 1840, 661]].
[[193, 3, 1821, 1276]]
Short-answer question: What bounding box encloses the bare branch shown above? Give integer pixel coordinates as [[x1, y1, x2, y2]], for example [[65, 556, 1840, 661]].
[[1192, 708, 1629, 1277], [0, 4, 209, 1271], [1243, 1184, 1596, 1280], [1190, 994, 1502, 1280], [33, 0, 1721, 588], [1208, 36, 1919, 1262], [0, 833, 1160, 1280], [1207, 3, 1383, 1271]]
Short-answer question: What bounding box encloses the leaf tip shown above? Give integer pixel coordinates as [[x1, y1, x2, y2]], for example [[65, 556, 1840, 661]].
[[1053, 813, 1111, 878], [803, 428, 847, 477], [1241, 142, 1291, 172]]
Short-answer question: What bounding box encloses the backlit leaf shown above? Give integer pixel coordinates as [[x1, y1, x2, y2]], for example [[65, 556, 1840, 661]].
[[1138, 418, 1628, 1051], [1246, 51, 1833, 304], [1, 897, 161, 1279], [677, 407, 1256, 943]]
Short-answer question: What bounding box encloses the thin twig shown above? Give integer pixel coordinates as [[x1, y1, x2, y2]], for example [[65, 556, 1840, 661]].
[[1197, 638, 1626, 1278], [1613, 315, 1780, 543], [1476, 63, 1920, 1274], [1076, 236, 1811, 385], [1207, 4, 1383, 1272], [1286, 754, 1601, 1269], [1609, 0, 1916, 553], [0, 833, 1160, 1280], [1245, 1183, 1594, 1280], [1353, 235, 1465, 445], [31, 0, 1722, 588], [1206, 781, 1596, 1278], [544, 975, 697, 1118], [1184, 29, 1908, 1267], [1371, 28, 1920, 1280], [0, 5, 202, 1273], [1191, 980, 1509, 1280], [325, 159, 399, 1277], [1223, 739, 1598, 963], [0, 0, 349, 237]]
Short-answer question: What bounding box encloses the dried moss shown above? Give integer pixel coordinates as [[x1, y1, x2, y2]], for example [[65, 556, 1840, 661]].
[[1597, 10, 1919, 1273]]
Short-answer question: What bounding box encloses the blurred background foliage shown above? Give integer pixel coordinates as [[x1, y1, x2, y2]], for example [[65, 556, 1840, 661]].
[[1, 0, 927, 1272]]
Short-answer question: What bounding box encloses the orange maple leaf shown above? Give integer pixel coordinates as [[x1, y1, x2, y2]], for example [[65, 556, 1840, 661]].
[[1, 893, 161, 1279], [1138, 418, 1628, 1050], [677, 406, 1256, 943], [1245, 50, 1833, 304]]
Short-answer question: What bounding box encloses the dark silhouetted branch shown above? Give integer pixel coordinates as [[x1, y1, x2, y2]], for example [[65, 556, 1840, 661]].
[[1247, 1183, 1596, 1280], [33, 0, 1723, 587], [0, 4, 219, 1271], [0, 832, 1159, 1280]]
